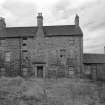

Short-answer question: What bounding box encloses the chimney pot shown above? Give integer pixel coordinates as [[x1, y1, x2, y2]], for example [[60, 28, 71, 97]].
[[0, 17, 6, 29], [75, 14, 79, 27], [37, 12, 43, 27]]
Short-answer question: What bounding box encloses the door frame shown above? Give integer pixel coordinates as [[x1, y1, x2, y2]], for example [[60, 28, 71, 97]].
[[33, 63, 46, 78]]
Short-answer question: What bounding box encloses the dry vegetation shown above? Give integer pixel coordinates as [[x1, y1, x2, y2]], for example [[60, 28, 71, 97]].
[[0, 77, 105, 105]]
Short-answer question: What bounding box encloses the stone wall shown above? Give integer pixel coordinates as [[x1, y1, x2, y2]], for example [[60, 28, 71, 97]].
[[0, 32, 83, 78], [25, 35, 82, 77], [0, 38, 20, 76], [0, 35, 83, 77]]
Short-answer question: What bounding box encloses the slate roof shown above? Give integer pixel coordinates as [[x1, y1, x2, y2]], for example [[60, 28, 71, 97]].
[[43, 25, 83, 36], [83, 53, 105, 64], [0, 25, 83, 38]]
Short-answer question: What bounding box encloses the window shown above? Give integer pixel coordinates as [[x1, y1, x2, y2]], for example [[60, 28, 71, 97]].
[[23, 37, 27, 40], [23, 68, 28, 76], [23, 43, 26, 46], [60, 55, 63, 58], [67, 58, 74, 66], [0, 39, 5, 45], [69, 39, 75, 46], [5, 52, 11, 62], [22, 50, 28, 52], [68, 66, 74, 75], [22, 37, 27, 45], [60, 49, 66, 57]]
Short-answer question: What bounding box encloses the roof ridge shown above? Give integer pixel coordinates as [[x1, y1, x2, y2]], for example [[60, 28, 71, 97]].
[[84, 53, 105, 55], [6, 26, 37, 29], [6, 25, 75, 28], [44, 25, 75, 27]]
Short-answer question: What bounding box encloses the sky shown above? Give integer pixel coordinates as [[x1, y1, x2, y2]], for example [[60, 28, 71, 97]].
[[0, 0, 105, 53]]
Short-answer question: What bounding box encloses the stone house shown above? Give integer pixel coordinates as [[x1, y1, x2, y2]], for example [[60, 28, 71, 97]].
[[0, 13, 83, 78], [0, 13, 104, 80]]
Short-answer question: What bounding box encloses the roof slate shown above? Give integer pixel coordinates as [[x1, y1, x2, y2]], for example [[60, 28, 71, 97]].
[[43, 25, 83, 36], [0, 25, 83, 38], [83, 53, 105, 64]]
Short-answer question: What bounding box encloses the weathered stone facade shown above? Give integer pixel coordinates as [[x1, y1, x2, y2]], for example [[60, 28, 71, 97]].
[[26, 35, 83, 78], [0, 13, 83, 78], [0, 38, 21, 76]]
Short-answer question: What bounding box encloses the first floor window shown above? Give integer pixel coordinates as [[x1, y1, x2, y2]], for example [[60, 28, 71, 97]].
[[60, 49, 66, 58]]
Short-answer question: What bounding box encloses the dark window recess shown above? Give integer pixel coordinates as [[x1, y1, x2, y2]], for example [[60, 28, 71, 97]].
[[23, 43, 26, 46], [26, 57, 29, 59], [60, 49, 66, 57], [23, 37, 27, 40], [60, 55, 63, 58], [22, 50, 28, 52]]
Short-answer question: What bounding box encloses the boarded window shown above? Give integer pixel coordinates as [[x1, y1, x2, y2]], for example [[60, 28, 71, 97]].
[[5, 52, 11, 62], [68, 66, 74, 75]]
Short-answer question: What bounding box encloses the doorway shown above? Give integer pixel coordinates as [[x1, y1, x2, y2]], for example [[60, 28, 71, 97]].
[[37, 66, 43, 78]]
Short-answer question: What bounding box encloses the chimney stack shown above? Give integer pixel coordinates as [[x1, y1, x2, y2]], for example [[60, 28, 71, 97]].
[[0, 17, 6, 29], [37, 13, 43, 27], [75, 14, 79, 27]]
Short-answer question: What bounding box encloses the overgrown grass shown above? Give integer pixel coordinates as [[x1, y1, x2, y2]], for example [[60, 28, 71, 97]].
[[0, 77, 105, 105]]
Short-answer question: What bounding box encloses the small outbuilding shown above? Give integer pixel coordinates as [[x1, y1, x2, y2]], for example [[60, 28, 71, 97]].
[[83, 53, 105, 80]]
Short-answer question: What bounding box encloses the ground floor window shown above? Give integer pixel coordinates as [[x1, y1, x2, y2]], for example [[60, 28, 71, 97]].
[[5, 52, 11, 62], [68, 66, 74, 75], [23, 68, 28, 76], [0, 68, 5, 76]]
